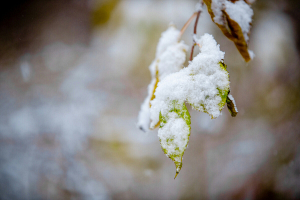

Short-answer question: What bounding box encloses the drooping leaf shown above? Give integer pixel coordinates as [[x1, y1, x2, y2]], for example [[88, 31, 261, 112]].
[[188, 61, 230, 119], [158, 100, 191, 178], [137, 25, 188, 132], [150, 34, 238, 176], [203, 0, 254, 62]]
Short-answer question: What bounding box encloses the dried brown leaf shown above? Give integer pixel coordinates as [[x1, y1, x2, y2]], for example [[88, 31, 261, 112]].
[[203, 0, 252, 62]]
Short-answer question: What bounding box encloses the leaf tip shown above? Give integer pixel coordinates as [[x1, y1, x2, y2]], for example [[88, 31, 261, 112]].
[[226, 94, 238, 117], [174, 171, 179, 179]]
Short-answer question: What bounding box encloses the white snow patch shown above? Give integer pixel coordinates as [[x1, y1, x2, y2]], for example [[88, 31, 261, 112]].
[[156, 26, 181, 58], [138, 26, 188, 132], [248, 50, 255, 60], [225, 0, 253, 42], [211, 0, 225, 25], [150, 34, 229, 128], [158, 112, 189, 162], [195, 2, 203, 12]]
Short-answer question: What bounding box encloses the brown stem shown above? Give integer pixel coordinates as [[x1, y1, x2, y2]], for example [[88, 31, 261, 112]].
[[194, 10, 201, 34], [190, 2, 203, 61], [189, 44, 195, 61], [180, 12, 198, 38]]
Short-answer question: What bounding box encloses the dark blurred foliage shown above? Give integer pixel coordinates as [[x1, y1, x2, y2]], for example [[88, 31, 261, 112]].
[[0, 0, 91, 68]]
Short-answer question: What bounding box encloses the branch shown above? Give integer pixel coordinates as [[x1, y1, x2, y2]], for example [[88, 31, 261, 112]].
[[190, 1, 203, 61], [180, 12, 198, 38]]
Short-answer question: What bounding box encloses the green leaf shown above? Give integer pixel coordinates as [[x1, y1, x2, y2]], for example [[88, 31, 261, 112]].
[[189, 62, 230, 119], [158, 101, 191, 179]]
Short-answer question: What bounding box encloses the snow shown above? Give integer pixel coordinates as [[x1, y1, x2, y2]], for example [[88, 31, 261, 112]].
[[158, 112, 190, 163], [211, 0, 225, 25], [225, 0, 253, 42], [157, 42, 188, 80], [155, 25, 181, 58], [137, 79, 155, 132], [137, 26, 188, 132], [195, 1, 203, 12], [248, 50, 255, 60], [209, 0, 253, 42], [150, 34, 230, 128]]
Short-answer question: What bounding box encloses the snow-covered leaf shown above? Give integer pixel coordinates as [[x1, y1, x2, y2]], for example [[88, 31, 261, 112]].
[[137, 25, 188, 132], [150, 34, 237, 176], [158, 101, 191, 178], [204, 0, 254, 62]]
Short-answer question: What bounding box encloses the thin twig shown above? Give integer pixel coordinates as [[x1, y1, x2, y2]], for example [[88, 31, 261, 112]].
[[189, 44, 196, 61], [180, 12, 198, 38], [194, 11, 201, 34], [190, 1, 203, 61]]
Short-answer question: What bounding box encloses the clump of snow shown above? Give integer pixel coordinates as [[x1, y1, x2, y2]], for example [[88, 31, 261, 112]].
[[157, 42, 188, 80], [138, 26, 188, 132], [137, 78, 156, 132], [211, 0, 225, 25], [150, 34, 229, 128], [225, 0, 253, 42], [195, 1, 203, 12], [155, 25, 181, 58], [248, 50, 255, 60]]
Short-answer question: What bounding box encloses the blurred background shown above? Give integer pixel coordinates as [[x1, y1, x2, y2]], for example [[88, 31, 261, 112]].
[[0, 0, 299, 199]]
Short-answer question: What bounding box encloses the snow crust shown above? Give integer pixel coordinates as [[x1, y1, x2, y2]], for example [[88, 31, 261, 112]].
[[150, 34, 229, 128], [225, 0, 253, 42], [138, 26, 188, 132]]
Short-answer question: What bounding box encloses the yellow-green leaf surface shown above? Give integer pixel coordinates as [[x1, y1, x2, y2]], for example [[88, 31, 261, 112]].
[[158, 101, 191, 179]]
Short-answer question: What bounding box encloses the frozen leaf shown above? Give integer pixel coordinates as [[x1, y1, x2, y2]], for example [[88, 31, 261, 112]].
[[150, 34, 230, 127], [158, 101, 191, 178], [150, 34, 237, 175], [187, 61, 230, 119], [137, 25, 188, 132], [203, 0, 254, 62]]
